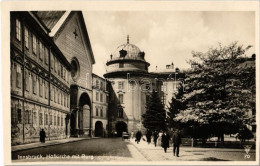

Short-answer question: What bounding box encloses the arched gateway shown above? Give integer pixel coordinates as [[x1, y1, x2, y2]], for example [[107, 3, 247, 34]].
[[70, 90, 91, 137], [116, 121, 127, 137]]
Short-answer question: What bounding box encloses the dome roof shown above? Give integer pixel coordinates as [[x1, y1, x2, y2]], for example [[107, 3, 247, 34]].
[[110, 36, 146, 61]]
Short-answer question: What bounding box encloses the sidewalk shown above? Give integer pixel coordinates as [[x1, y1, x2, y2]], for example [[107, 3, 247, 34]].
[[12, 137, 94, 152], [129, 138, 256, 161]]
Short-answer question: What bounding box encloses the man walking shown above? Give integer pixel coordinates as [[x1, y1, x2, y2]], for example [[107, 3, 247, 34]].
[[135, 130, 142, 144], [161, 131, 170, 153], [40, 129, 46, 143], [153, 131, 158, 147], [173, 129, 181, 157]]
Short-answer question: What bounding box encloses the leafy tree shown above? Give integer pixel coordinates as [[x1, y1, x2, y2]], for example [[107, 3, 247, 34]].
[[174, 42, 255, 142], [142, 90, 166, 131]]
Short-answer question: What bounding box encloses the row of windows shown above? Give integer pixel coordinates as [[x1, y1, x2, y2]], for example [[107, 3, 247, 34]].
[[16, 19, 49, 66], [50, 85, 69, 108], [51, 53, 69, 83], [95, 92, 106, 103], [95, 108, 104, 117], [15, 18, 69, 84], [95, 79, 105, 90], [12, 108, 64, 126]]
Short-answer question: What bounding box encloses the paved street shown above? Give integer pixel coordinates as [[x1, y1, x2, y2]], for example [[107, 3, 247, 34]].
[[12, 138, 256, 162]]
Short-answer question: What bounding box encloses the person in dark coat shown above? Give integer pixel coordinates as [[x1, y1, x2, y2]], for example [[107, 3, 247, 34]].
[[153, 131, 158, 147], [40, 129, 46, 143], [146, 130, 152, 144], [172, 130, 182, 157], [161, 131, 170, 152], [135, 131, 142, 144]]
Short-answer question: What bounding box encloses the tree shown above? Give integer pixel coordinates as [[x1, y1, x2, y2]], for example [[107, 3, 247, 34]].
[[174, 42, 255, 142], [167, 83, 184, 129], [142, 90, 166, 131]]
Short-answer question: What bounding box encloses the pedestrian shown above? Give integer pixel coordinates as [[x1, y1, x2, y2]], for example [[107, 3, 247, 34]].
[[135, 130, 142, 144], [40, 129, 46, 143], [172, 129, 182, 157], [131, 131, 134, 140], [146, 130, 152, 144], [153, 131, 158, 147], [161, 131, 170, 153], [157, 130, 163, 147]]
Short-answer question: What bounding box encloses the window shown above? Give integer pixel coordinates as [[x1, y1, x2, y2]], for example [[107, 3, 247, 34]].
[[32, 74, 36, 94], [119, 63, 124, 68], [33, 112, 37, 125], [51, 53, 54, 69], [100, 93, 103, 102], [54, 87, 56, 103], [58, 62, 61, 76], [16, 64, 21, 88], [45, 82, 48, 99], [100, 82, 104, 90], [24, 26, 29, 48], [58, 89, 60, 104], [64, 95, 66, 107], [61, 65, 63, 78], [118, 81, 124, 90], [57, 116, 60, 126], [54, 56, 57, 72], [100, 109, 103, 117], [39, 78, 43, 97], [61, 92, 63, 106], [45, 114, 48, 125], [32, 34, 37, 54], [44, 47, 48, 65], [25, 70, 29, 91], [61, 117, 63, 126], [15, 18, 21, 41], [96, 92, 99, 101], [39, 113, 43, 125], [39, 42, 43, 61], [64, 69, 66, 81], [54, 116, 56, 125], [17, 109, 22, 123], [49, 115, 52, 125], [119, 94, 124, 104], [24, 110, 32, 124], [96, 108, 98, 116], [118, 108, 123, 118], [67, 97, 69, 108], [96, 80, 99, 89]]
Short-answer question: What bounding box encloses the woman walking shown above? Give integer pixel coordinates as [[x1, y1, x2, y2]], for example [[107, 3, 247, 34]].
[[161, 131, 170, 153]]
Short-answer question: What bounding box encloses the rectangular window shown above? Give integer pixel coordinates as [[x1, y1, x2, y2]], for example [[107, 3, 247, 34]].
[[32, 74, 36, 94], [27, 110, 32, 124], [45, 114, 48, 125], [54, 87, 57, 103], [24, 26, 29, 48], [39, 42, 43, 61], [32, 34, 37, 54], [39, 78, 43, 97], [64, 95, 66, 107], [119, 63, 124, 68], [25, 70, 29, 91], [96, 92, 99, 101], [118, 81, 124, 90], [64, 69, 66, 81], [49, 115, 52, 125], [96, 108, 98, 116], [15, 18, 21, 41], [67, 97, 69, 108], [45, 47, 48, 65], [96, 80, 99, 89], [39, 113, 43, 125], [58, 62, 60, 76], [51, 53, 54, 69], [54, 56, 57, 72], [119, 94, 124, 104], [100, 82, 104, 90], [61, 92, 63, 106], [100, 109, 103, 117], [17, 109, 22, 123], [61, 65, 63, 78], [61, 117, 63, 126], [100, 93, 103, 102], [45, 81, 48, 99], [57, 116, 60, 126], [16, 64, 21, 88], [33, 112, 37, 125], [50, 85, 54, 101], [54, 115, 56, 125]]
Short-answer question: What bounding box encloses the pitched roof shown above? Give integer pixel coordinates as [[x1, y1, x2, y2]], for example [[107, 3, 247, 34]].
[[34, 11, 66, 31]]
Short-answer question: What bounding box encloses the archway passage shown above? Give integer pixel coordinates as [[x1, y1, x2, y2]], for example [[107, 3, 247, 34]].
[[116, 121, 127, 137], [95, 121, 103, 137], [70, 112, 76, 136], [79, 93, 91, 136]]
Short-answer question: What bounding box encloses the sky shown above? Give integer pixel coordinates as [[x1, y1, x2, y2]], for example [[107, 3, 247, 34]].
[[83, 11, 255, 77]]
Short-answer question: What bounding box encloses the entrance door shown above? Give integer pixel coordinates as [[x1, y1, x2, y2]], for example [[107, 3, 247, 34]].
[[95, 121, 103, 137], [116, 121, 127, 137]]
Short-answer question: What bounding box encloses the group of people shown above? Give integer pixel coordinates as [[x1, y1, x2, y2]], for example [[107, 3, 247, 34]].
[[132, 129, 182, 157]]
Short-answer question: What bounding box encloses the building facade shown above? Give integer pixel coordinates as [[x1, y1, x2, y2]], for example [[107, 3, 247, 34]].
[[92, 74, 109, 137], [104, 37, 184, 136], [11, 12, 71, 145]]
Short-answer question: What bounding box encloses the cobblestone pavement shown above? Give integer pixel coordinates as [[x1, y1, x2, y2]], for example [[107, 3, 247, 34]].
[[130, 139, 256, 161]]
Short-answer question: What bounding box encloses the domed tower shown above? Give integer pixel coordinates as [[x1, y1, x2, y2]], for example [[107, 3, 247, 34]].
[[104, 36, 153, 135]]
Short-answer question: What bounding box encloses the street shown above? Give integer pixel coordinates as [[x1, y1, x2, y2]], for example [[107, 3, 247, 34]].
[[12, 138, 256, 162]]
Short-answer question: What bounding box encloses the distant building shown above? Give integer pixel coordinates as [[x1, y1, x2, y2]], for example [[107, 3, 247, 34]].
[[104, 36, 184, 136], [92, 74, 109, 137]]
